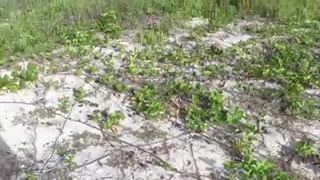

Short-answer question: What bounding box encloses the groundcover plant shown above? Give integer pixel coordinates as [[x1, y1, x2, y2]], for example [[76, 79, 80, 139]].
[[0, 0, 319, 179]]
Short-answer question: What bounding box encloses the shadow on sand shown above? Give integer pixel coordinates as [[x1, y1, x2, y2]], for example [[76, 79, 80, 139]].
[[0, 137, 19, 180]]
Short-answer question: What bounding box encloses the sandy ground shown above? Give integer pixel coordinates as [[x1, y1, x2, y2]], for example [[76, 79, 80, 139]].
[[0, 18, 319, 180]]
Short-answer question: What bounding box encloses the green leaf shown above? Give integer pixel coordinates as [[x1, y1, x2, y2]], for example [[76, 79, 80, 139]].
[[227, 106, 244, 125]]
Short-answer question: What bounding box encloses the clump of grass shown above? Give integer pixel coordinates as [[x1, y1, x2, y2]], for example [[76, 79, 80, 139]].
[[136, 26, 168, 47], [1, 0, 319, 60]]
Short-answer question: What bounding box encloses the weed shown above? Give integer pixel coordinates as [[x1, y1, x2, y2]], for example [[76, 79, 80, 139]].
[[113, 82, 128, 93], [73, 87, 86, 103], [61, 30, 93, 46], [26, 172, 35, 180], [127, 48, 140, 75], [184, 87, 231, 131], [225, 130, 293, 180], [141, 63, 160, 77], [202, 63, 227, 78], [234, 26, 320, 118], [76, 58, 90, 73], [227, 106, 244, 125], [87, 111, 103, 121], [131, 84, 165, 119], [225, 155, 292, 180], [103, 54, 116, 72], [136, 47, 159, 61], [284, 81, 317, 117], [0, 62, 39, 93], [87, 110, 124, 132], [0, 39, 5, 66], [64, 153, 77, 169], [184, 105, 209, 131], [97, 10, 121, 38], [64, 46, 91, 58], [98, 73, 128, 93], [58, 96, 71, 113], [86, 65, 99, 74], [11, 62, 38, 88], [294, 139, 315, 158], [1, 0, 319, 60], [191, 25, 208, 37], [103, 111, 125, 129], [63, 64, 71, 71], [164, 48, 194, 66], [136, 26, 168, 46], [0, 75, 19, 93]]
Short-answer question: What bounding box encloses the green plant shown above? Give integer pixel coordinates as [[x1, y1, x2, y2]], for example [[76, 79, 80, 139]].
[[98, 73, 128, 93], [11, 62, 38, 88], [127, 48, 140, 75], [294, 139, 315, 157], [61, 30, 93, 46], [184, 105, 209, 131], [284, 81, 317, 117], [102, 54, 116, 72], [202, 63, 227, 78], [113, 82, 128, 92], [66, 46, 91, 58], [225, 155, 292, 180], [164, 48, 194, 66], [0, 39, 5, 66], [225, 130, 293, 180], [63, 64, 71, 71], [73, 87, 86, 103], [58, 96, 71, 113], [0, 75, 19, 92], [184, 87, 228, 131], [141, 63, 160, 76], [136, 26, 168, 46], [103, 111, 125, 129], [87, 111, 103, 121], [97, 10, 121, 38], [86, 65, 99, 74], [26, 172, 35, 180], [132, 84, 165, 119], [87, 110, 124, 131], [234, 22, 320, 119], [227, 106, 244, 125], [0, 62, 39, 93], [1, 0, 320, 61], [64, 153, 77, 169]]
